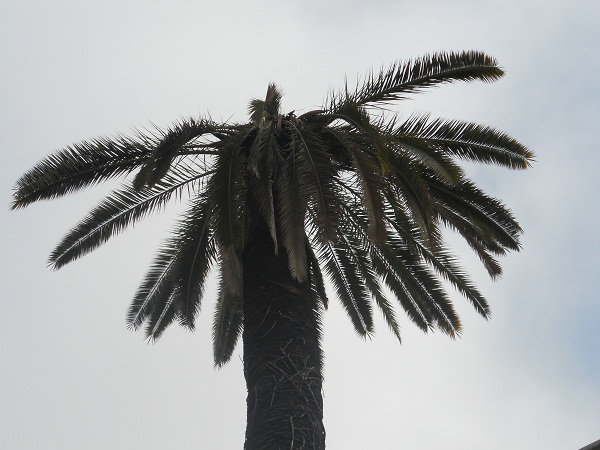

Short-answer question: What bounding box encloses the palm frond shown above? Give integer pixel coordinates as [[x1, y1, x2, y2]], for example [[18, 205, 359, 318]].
[[207, 128, 250, 296], [335, 198, 428, 331], [11, 135, 150, 209], [395, 115, 534, 169], [427, 177, 522, 277], [289, 122, 340, 245], [339, 232, 401, 342], [126, 242, 177, 332], [387, 117, 465, 185], [386, 153, 440, 248], [307, 243, 329, 309], [325, 118, 388, 244], [145, 291, 178, 341], [351, 143, 388, 244], [248, 83, 283, 125], [339, 197, 460, 335], [170, 198, 215, 329], [49, 164, 212, 269], [386, 208, 490, 318], [431, 178, 523, 244], [275, 139, 309, 281], [218, 245, 243, 300], [247, 122, 278, 250], [329, 51, 504, 109], [127, 196, 215, 334], [134, 118, 220, 189], [212, 279, 243, 367], [419, 244, 491, 318], [316, 240, 374, 337]]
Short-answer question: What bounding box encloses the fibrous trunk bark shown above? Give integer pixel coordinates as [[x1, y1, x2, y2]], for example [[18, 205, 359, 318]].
[[242, 225, 325, 449]]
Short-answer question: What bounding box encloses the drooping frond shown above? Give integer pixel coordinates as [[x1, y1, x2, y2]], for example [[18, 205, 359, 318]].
[[127, 196, 215, 336], [170, 198, 215, 329], [351, 143, 388, 244], [207, 128, 251, 296], [11, 135, 150, 209], [337, 196, 460, 336], [49, 162, 211, 269], [127, 241, 177, 332], [386, 151, 440, 248], [307, 243, 329, 309], [145, 292, 178, 340], [134, 118, 222, 189], [274, 139, 309, 281], [385, 118, 465, 185], [375, 234, 461, 337], [427, 177, 522, 278], [323, 124, 388, 243], [288, 122, 340, 245], [316, 238, 374, 337], [212, 276, 243, 367], [338, 231, 402, 342], [386, 205, 490, 318], [247, 121, 278, 249], [394, 114, 534, 169]]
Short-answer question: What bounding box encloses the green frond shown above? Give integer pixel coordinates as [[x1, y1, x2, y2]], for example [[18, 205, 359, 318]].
[[351, 143, 388, 244], [307, 243, 329, 309], [127, 196, 216, 334], [387, 118, 465, 185], [11, 135, 150, 209], [419, 245, 490, 318], [218, 246, 243, 300], [248, 83, 283, 125], [373, 235, 461, 337], [339, 232, 401, 342], [316, 240, 374, 337], [325, 119, 388, 244], [338, 198, 460, 336], [336, 198, 428, 331], [387, 211, 490, 318], [207, 128, 250, 258], [134, 118, 220, 189], [145, 292, 178, 341], [386, 153, 440, 248], [49, 165, 211, 269], [169, 198, 215, 329], [247, 122, 278, 249], [432, 178, 523, 243], [212, 280, 243, 367], [126, 242, 177, 332], [329, 50, 504, 109], [368, 243, 430, 333], [289, 123, 340, 244], [395, 115, 534, 169], [427, 177, 522, 277], [274, 141, 309, 281]]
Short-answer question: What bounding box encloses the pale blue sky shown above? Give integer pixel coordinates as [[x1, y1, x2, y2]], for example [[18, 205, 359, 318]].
[[2, 1, 599, 449]]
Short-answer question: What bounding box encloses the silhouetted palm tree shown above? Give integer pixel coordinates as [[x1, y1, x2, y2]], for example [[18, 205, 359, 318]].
[[12, 51, 533, 449]]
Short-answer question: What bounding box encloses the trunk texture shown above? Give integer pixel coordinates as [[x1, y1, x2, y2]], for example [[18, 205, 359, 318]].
[[242, 225, 325, 449]]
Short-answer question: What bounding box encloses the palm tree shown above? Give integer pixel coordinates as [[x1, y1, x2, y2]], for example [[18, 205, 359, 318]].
[[12, 51, 533, 449]]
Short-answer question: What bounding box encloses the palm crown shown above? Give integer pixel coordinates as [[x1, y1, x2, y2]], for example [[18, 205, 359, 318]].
[[12, 51, 533, 367]]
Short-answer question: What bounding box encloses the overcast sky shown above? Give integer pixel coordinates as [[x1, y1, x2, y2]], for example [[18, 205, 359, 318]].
[[2, 1, 599, 449]]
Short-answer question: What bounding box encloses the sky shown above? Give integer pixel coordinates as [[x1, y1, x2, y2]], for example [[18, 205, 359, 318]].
[[1, 1, 599, 449]]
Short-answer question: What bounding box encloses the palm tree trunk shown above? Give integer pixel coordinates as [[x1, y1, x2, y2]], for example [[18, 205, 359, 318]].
[[242, 225, 325, 449]]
